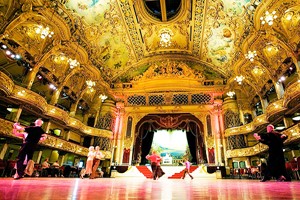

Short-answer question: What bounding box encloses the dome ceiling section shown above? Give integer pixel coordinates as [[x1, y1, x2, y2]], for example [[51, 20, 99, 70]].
[[63, 0, 138, 83], [143, 0, 182, 22]]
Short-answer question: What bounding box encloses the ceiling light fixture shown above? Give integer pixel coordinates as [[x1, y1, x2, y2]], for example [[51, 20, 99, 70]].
[[68, 42, 80, 69], [159, 28, 173, 47], [86, 80, 95, 88], [68, 58, 80, 69], [245, 50, 257, 62], [35, 10, 55, 39], [35, 25, 54, 39], [99, 94, 108, 102], [226, 91, 235, 98], [235, 75, 245, 85], [260, 11, 277, 26]]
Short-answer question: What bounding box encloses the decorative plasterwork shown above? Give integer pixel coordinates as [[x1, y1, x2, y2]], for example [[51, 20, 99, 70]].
[[226, 143, 268, 158], [0, 72, 14, 95], [0, 118, 111, 158], [265, 99, 287, 120], [133, 61, 205, 82], [0, 72, 112, 138], [226, 123, 300, 158], [205, 136, 215, 149], [225, 114, 268, 137], [283, 80, 300, 107], [123, 138, 132, 149]]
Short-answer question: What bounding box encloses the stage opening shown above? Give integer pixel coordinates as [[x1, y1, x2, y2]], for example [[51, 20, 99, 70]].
[[150, 129, 189, 165]]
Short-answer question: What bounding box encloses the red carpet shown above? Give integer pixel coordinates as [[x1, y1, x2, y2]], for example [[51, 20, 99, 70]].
[[168, 166, 198, 179], [137, 166, 198, 179], [136, 166, 153, 178]]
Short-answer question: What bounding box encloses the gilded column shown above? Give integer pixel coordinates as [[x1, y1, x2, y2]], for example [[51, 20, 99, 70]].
[[99, 100, 117, 163], [214, 99, 224, 165], [115, 102, 125, 164], [0, 143, 8, 159], [274, 82, 285, 99]]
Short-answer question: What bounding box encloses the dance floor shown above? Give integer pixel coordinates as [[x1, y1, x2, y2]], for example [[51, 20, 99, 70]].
[[0, 177, 299, 200]]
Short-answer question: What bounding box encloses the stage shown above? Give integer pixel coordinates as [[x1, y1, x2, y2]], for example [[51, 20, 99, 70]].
[[0, 177, 299, 200]]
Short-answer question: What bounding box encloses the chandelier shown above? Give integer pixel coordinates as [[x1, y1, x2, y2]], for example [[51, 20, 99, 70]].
[[235, 75, 245, 85], [260, 11, 277, 26], [35, 25, 54, 39], [226, 91, 235, 98], [159, 28, 173, 47], [99, 94, 108, 102], [68, 58, 80, 69], [86, 80, 95, 88], [245, 50, 257, 62]]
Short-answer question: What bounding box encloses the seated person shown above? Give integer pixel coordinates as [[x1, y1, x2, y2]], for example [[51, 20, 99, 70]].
[[41, 158, 51, 176], [98, 167, 104, 178], [51, 161, 60, 177]]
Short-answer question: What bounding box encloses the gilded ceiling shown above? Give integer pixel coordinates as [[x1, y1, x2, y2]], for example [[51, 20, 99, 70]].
[[0, 0, 299, 103]]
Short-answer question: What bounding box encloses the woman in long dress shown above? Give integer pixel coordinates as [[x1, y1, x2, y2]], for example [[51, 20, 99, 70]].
[[90, 146, 104, 179], [80, 146, 95, 178]]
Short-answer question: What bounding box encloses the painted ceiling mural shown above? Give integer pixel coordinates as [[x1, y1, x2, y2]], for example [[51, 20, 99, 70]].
[[0, 0, 298, 102], [65, 0, 135, 79], [62, 0, 254, 83]]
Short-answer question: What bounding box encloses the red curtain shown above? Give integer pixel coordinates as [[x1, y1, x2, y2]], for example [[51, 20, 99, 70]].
[[208, 148, 215, 164], [122, 148, 130, 163]]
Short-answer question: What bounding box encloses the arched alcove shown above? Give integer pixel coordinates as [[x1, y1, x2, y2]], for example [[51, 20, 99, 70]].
[[132, 113, 207, 165]]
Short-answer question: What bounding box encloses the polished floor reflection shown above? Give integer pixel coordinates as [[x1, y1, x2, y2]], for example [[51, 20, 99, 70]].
[[0, 177, 299, 200]]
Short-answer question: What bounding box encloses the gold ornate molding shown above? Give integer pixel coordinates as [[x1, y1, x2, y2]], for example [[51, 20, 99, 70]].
[[0, 118, 111, 158], [225, 80, 300, 137], [226, 123, 300, 158], [226, 143, 268, 158], [0, 72, 14, 95], [205, 136, 215, 149], [0, 73, 113, 138], [265, 99, 287, 120], [283, 80, 300, 107], [225, 114, 268, 137], [123, 138, 132, 149]]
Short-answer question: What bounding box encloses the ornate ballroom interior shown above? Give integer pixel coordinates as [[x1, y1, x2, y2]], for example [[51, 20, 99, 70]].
[[0, 0, 299, 178]]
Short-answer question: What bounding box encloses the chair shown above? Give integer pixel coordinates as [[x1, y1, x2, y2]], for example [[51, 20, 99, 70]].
[[0, 159, 6, 177], [33, 164, 42, 177], [41, 168, 49, 177], [6, 160, 16, 177]]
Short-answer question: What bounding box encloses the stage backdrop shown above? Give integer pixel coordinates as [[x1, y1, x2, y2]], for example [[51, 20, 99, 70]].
[[151, 129, 189, 162]]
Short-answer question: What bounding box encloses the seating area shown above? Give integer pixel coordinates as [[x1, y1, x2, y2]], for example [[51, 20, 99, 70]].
[[0, 159, 108, 179], [229, 159, 300, 180]]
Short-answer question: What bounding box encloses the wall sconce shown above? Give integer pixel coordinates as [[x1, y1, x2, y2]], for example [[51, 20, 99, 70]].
[[226, 91, 235, 98], [260, 11, 277, 26], [234, 75, 245, 85], [159, 28, 173, 47], [245, 50, 257, 62]]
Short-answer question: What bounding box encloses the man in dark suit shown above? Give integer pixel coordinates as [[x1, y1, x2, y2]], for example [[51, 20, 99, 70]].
[[254, 124, 289, 182], [13, 119, 47, 179]]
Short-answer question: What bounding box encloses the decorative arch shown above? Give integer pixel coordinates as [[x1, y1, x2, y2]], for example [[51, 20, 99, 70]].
[[132, 113, 206, 165]]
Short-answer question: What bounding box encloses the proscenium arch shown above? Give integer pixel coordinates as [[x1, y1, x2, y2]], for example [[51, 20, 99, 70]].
[[132, 113, 207, 165]]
